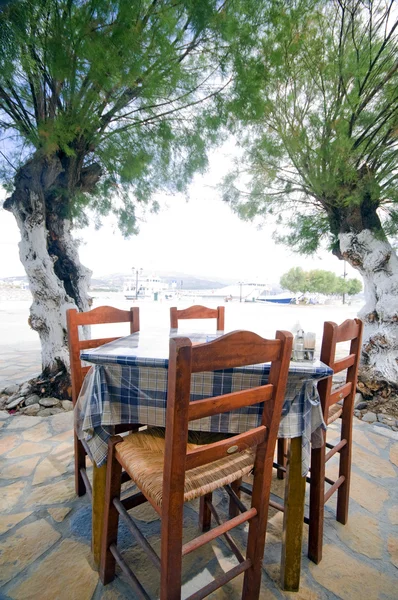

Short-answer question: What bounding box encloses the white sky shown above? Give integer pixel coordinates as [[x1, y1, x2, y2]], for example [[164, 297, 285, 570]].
[[0, 146, 357, 284]]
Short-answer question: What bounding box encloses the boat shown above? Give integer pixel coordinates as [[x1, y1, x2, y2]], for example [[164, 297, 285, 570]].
[[124, 273, 170, 300], [257, 293, 297, 304], [201, 280, 271, 302]]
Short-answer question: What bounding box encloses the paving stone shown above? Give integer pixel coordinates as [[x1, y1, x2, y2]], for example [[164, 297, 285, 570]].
[[0, 435, 19, 455], [51, 429, 74, 442], [372, 421, 392, 430], [47, 507, 71, 522], [390, 443, 398, 467], [49, 411, 73, 434], [100, 588, 134, 600], [6, 441, 51, 458], [27, 476, 75, 505], [371, 425, 398, 440], [352, 429, 381, 455], [8, 539, 98, 600], [0, 519, 60, 585], [128, 500, 160, 524], [264, 510, 284, 544], [327, 461, 389, 513], [333, 513, 382, 558], [0, 456, 40, 479], [22, 421, 51, 441], [351, 445, 396, 478], [387, 535, 398, 568], [33, 455, 69, 485], [325, 427, 340, 442], [48, 441, 73, 466], [5, 415, 41, 429], [366, 430, 389, 449], [0, 481, 26, 512], [309, 544, 397, 599], [264, 563, 321, 599], [0, 512, 32, 535], [388, 506, 398, 525]]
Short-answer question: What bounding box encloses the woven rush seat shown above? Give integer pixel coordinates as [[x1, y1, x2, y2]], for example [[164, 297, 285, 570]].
[[116, 427, 255, 507], [327, 403, 343, 424]]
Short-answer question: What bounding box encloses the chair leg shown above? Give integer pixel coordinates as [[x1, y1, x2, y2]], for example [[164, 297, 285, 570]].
[[74, 433, 87, 497], [308, 442, 326, 564], [242, 503, 270, 598], [277, 438, 288, 479], [242, 448, 275, 599], [228, 478, 242, 518], [100, 440, 123, 585], [160, 503, 184, 600], [199, 492, 212, 532], [336, 411, 353, 525]]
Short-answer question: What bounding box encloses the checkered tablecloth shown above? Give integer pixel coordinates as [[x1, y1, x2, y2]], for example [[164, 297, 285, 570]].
[[76, 331, 332, 475]]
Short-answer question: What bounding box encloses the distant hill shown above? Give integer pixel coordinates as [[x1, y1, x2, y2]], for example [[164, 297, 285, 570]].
[[2, 272, 278, 292], [90, 271, 233, 291]]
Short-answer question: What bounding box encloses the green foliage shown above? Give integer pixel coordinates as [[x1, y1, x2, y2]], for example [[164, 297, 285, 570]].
[[280, 267, 362, 296], [280, 267, 306, 293], [223, 0, 398, 252], [345, 278, 362, 296], [0, 0, 265, 235]]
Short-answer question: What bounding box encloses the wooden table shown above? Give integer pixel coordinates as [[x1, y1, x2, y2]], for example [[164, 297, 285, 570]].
[[77, 330, 332, 591]]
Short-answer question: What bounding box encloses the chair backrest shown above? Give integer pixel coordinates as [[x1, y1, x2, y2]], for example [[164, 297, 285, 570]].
[[162, 329, 292, 528], [170, 305, 225, 330], [67, 306, 140, 405], [318, 318, 363, 420]]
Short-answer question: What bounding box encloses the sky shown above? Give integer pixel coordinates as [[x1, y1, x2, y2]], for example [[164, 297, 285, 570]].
[[0, 145, 357, 285]]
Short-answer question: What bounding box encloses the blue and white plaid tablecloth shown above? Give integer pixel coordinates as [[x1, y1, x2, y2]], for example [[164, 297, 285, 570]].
[[76, 331, 332, 476]]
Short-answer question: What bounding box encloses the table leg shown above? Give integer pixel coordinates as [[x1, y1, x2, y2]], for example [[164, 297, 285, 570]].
[[92, 461, 107, 567], [280, 436, 306, 591]]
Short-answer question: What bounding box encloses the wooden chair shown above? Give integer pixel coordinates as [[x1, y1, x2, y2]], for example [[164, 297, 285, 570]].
[[170, 305, 225, 331], [229, 319, 363, 567], [66, 305, 140, 498], [308, 317, 363, 564], [100, 329, 293, 600]]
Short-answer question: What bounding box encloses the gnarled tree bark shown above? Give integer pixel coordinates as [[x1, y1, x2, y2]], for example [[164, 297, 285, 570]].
[[3, 152, 96, 395], [339, 229, 398, 396]]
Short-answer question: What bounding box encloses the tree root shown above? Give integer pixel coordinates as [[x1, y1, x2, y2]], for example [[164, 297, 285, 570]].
[[357, 366, 398, 399], [28, 369, 71, 400]]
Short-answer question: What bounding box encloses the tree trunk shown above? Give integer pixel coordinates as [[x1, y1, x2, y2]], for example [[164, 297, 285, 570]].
[[3, 154, 92, 389], [339, 228, 398, 394]]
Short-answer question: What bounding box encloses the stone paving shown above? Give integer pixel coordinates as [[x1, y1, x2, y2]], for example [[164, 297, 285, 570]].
[[0, 343, 41, 389], [0, 409, 397, 600]]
